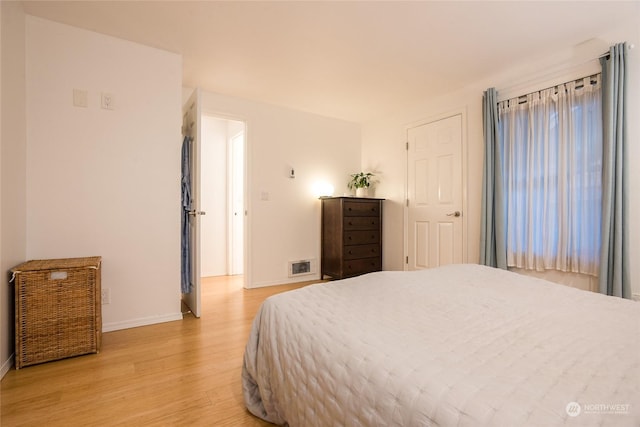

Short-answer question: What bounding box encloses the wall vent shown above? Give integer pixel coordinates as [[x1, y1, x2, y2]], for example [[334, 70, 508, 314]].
[[288, 259, 316, 278]]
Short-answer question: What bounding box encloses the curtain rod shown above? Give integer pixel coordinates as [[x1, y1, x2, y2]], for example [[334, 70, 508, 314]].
[[497, 43, 633, 102], [599, 42, 635, 59], [508, 74, 600, 105]]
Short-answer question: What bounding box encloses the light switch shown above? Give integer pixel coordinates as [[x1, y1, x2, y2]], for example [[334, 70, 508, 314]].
[[260, 191, 270, 201], [73, 89, 88, 108]]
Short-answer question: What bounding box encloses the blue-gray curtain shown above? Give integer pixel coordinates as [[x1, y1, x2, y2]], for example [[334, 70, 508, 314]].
[[181, 136, 192, 294], [599, 43, 630, 299], [480, 88, 507, 269]]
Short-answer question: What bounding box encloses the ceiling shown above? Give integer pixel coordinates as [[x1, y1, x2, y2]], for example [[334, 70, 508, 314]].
[[21, 1, 638, 123]]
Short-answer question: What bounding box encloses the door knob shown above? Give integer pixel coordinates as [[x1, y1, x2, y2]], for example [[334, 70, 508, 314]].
[[188, 210, 206, 216], [446, 211, 461, 217]]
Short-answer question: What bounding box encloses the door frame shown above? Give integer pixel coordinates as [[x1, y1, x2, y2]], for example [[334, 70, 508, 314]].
[[200, 108, 250, 287], [227, 127, 245, 276], [403, 107, 469, 270]]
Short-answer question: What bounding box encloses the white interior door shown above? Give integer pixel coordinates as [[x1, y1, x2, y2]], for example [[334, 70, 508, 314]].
[[200, 115, 229, 277], [229, 131, 244, 275], [182, 89, 202, 317], [407, 114, 464, 270]]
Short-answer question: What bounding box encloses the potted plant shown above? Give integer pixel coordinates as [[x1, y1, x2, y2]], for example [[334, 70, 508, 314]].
[[347, 172, 375, 197]]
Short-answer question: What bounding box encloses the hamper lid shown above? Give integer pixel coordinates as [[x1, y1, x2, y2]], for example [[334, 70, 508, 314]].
[[10, 256, 102, 274]]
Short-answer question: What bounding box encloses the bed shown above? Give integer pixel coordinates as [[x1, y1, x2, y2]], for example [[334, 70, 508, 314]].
[[242, 264, 639, 426]]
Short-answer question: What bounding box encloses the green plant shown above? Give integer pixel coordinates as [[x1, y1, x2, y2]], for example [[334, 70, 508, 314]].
[[347, 172, 374, 190]]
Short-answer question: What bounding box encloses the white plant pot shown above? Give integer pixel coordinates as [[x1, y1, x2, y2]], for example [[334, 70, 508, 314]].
[[356, 187, 369, 197]]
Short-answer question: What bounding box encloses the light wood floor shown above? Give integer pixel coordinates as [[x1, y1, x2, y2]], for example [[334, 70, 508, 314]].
[[1, 276, 314, 426]]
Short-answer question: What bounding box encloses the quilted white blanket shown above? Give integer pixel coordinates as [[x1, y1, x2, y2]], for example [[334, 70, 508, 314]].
[[242, 264, 639, 426]]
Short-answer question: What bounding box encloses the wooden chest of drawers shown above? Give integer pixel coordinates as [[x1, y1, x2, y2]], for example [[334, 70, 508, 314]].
[[321, 197, 383, 279]]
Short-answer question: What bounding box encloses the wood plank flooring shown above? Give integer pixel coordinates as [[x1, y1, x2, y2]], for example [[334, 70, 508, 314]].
[[1, 276, 314, 426]]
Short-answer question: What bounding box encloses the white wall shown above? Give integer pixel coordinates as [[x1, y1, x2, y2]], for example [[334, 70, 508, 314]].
[[191, 89, 361, 288], [0, 1, 28, 378], [26, 17, 183, 331], [362, 16, 640, 298]]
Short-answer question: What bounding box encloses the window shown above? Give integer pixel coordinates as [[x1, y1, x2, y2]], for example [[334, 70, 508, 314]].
[[497, 76, 602, 276]]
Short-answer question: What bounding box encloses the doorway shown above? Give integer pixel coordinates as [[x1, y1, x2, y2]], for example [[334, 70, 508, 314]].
[[200, 115, 246, 280], [405, 113, 466, 270]]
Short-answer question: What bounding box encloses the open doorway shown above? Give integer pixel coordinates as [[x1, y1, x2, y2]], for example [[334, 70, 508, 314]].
[[200, 115, 245, 282]]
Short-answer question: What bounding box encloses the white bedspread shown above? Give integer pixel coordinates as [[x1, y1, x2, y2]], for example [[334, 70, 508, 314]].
[[242, 264, 640, 426]]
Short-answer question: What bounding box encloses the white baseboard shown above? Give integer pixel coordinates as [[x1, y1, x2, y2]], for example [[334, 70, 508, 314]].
[[1, 353, 14, 379], [248, 274, 322, 289], [102, 312, 183, 333]]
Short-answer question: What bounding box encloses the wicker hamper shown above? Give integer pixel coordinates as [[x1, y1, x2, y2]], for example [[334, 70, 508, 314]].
[[10, 257, 102, 369]]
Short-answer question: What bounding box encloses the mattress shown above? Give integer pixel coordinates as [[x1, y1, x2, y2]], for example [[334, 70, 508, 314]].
[[242, 264, 640, 426]]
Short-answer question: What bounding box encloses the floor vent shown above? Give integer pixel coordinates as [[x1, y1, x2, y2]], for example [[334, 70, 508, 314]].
[[288, 259, 316, 277]]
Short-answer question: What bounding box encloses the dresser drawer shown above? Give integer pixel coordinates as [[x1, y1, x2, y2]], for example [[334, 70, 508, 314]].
[[344, 230, 380, 245], [343, 201, 380, 217], [344, 244, 380, 260], [344, 258, 382, 276], [344, 217, 379, 230]]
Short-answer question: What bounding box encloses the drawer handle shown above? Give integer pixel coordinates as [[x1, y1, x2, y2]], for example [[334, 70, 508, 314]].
[[348, 221, 353, 226], [348, 236, 352, 240], [348, 250, 352, 255]]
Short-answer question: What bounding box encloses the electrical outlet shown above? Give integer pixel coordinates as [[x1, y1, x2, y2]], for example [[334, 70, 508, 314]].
[[101, 288, 111, 305], [101, 92, 114, 110]]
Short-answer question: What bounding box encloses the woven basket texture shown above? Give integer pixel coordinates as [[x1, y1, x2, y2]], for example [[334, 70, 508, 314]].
[[11, 257, 102, 369]]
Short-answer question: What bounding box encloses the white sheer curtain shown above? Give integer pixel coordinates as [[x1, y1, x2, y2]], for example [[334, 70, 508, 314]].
[[498, 75, 602, 276]]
